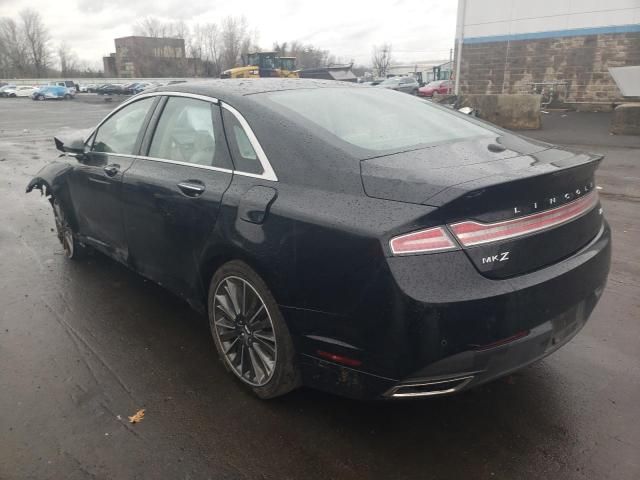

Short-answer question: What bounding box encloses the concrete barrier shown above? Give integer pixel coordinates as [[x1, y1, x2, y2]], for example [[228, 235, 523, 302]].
[[430, 93, 457, 105], [457, 94, 542, 130], [610, 103, 640, 136]]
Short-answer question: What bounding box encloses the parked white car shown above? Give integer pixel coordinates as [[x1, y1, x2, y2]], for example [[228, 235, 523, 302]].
[[4, 86, 38, 97], [0, 84, 17, 97]]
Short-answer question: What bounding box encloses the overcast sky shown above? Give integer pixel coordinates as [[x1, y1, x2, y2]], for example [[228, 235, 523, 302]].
[[1, 0, 457, 68]]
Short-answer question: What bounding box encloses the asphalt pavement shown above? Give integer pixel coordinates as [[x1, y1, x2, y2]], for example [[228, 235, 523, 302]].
[[0, 97, 638, 480]]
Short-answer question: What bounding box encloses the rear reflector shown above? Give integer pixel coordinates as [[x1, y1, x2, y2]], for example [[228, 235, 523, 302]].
[[389, 226, 458, 255], [472, 330, 530, 351], [449, 190, 599, 247], [316, 350, 362, 367]]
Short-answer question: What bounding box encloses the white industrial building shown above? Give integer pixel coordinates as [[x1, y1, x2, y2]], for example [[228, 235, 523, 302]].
[[454, 0, 640, 105]]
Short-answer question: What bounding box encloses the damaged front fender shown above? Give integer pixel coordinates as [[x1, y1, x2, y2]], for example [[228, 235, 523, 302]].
[[26, 161, 73, 197]]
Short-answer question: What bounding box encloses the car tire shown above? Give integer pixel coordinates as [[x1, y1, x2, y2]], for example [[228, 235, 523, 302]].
[[208, 260, 300, 399], [37, 95, 44, 101], [64, 94, 71, 100], [51, 198, 87, 260]]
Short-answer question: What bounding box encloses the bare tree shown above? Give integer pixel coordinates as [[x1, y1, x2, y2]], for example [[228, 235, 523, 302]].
[[0, 17, 29, 76], [173, 20, 190, 41], [240, 26, 259, 59], [57, 41, 78, 76], [202, 23, 222, 76], [273, 41, 288, 56], [20, 9, 50, 77], [274, 40, 333, 68], [220, 16, 249, 70], [135, 17, 166, 37], [135, 16, 189, 40], [372, 43, 392, 77], [285, 41, 330, 69], [187, 24, 205, 76]]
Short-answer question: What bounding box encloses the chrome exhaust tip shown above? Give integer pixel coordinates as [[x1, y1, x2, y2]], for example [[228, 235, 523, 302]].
[[384, 375, 474, 398]]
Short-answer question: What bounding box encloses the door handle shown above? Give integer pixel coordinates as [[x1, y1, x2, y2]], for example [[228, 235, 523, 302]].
[[177, 181, 205, 197], [103, 164, 120, 176]]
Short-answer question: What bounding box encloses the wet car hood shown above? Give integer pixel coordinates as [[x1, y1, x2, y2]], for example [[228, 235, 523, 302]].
[[359, 134, 596, 206]]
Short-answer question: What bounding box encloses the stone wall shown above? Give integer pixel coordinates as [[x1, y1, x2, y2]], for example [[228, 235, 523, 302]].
[[457, 94, 541, 130], [610, 103, 640, 136], [457, 32, 640, 105]]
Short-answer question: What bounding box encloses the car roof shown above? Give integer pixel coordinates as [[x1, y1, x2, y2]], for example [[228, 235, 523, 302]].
[[154, 78, 361, 102]]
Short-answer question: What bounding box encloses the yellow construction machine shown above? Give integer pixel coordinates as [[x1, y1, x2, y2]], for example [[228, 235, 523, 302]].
[[221, 52, 299, 79]]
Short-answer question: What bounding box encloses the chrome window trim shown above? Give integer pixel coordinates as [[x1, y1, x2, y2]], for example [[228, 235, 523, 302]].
[[85, 91, 278, 182], [133, 155, 233, 174], [89, 152, 133, 160], [221, 102, 278, 182], [131, 155, 272, 180]]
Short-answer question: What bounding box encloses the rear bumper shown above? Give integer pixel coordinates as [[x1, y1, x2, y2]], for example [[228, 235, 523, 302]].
[[383, 295, 597, 397], [296, 221, 611, 400]]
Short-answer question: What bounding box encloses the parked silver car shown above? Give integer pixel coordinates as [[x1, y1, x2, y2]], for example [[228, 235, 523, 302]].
[[2, 85, 37, 97], [377, 76, 420, 95]]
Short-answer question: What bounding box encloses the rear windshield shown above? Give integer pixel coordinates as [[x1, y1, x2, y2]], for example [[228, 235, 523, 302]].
[[263, 88, 494, 153]]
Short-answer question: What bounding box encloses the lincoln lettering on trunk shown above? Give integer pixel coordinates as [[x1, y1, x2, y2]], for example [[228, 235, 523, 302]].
[[512, 182, 594, 217]]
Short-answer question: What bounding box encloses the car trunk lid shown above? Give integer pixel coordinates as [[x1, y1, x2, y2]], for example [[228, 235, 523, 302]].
[[361, 135, 604, 278]]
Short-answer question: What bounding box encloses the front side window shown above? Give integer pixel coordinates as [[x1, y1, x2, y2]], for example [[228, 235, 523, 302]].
[[92, 97, 155, 154], [148, 97, 217, 167]]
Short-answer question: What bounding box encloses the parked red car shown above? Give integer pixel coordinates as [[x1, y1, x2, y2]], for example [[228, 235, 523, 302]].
[[418, 80, 454, 97]]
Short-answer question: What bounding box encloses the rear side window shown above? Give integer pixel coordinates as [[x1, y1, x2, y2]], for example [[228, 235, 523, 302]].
[[263, 88, 493, 153], [148, 97, 220, 167], [92, 97, 155, 155], [222, 109, 263, 175]]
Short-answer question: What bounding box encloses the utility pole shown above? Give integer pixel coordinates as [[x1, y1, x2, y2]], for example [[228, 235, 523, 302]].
[[383, 45, 388, 77], [454, 0, 466, 95]]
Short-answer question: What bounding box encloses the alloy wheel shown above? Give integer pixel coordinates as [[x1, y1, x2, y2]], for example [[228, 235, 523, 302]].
[[212, 276, 277, 386]]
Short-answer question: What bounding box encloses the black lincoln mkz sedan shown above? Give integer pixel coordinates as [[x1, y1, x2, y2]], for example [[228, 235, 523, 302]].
[[27, 79, 611, 399]]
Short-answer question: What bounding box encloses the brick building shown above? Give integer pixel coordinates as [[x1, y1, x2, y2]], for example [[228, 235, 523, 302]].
[[454, 0, 640, 105], [103, 36, 200, 78]]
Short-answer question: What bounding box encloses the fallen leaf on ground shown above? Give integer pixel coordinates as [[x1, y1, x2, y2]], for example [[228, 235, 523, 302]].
[[128, 409, 145, 424]]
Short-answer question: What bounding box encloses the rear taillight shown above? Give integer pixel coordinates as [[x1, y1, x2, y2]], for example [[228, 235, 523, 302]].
[[389, 226, 458, 255], [449, 190, 599, 247]]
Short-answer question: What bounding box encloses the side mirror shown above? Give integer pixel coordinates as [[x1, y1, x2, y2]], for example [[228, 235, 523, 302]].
[[54, 135, 87, 157]]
